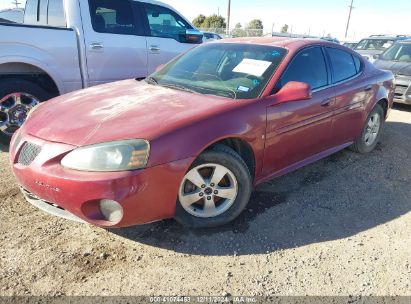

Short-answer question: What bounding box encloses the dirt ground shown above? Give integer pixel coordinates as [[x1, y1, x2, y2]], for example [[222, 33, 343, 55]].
[[1, 105, 411, 297]]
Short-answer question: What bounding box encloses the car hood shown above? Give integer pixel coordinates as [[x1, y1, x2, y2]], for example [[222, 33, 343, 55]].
[[24, 79, 240, 146], [374, 60, 411, 76]]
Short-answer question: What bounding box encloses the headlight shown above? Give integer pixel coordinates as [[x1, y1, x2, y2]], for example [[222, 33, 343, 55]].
[[61, 139, 150, 172]]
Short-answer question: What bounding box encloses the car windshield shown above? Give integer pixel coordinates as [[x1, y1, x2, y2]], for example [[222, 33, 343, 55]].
[[147, 43, 287, 99], [381, 43, 411, 62], [355, 39, 395, 51]]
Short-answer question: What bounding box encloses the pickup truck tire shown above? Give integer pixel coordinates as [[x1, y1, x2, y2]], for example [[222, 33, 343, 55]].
[[0, 78, 52, 145]]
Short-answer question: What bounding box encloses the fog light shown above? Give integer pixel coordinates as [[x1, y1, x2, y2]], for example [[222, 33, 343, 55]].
[[99, 199, 123, 223]]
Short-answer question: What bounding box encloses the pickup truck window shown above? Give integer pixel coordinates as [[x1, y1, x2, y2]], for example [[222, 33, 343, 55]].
[[142, 3, 193, 42], [24, 0, 66, 27], [89, 0, 139, 35]]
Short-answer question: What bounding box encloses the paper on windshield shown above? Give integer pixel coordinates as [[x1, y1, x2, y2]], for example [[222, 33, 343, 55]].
[[233, 59, 272, 77]]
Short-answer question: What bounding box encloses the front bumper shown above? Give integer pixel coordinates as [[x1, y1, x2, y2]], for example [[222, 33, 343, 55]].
[[394, 75, 411, 105], [10, 132, 194, 228]]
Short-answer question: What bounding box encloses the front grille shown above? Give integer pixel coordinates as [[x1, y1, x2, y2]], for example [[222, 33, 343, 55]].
[[17, 142, 41, 166]]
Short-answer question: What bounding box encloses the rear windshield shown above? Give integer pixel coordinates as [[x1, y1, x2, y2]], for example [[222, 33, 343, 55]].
[[148, 43, 287, 99]]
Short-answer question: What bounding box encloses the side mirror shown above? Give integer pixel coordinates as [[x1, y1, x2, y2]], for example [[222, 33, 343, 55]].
[[373, 54, 381, 60], [179, 29, 203, 44], [273, 81, 312, 104], [155, 64, 165, 72]]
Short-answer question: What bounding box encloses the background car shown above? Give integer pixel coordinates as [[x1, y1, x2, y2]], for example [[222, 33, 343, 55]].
[[202, 32, 223, 42], [343, 41, 359, 49], [321, 37, 340, 44], [354, 34, 410, 62], [10, 38, 394, 229], [374, 40, 411, 105], [0, 8, 24, 23], [0, 0, 203, 144]]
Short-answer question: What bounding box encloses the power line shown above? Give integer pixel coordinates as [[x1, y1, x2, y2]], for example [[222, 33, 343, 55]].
[[11, 0, 21, 8], [345, 0, 355, 39]]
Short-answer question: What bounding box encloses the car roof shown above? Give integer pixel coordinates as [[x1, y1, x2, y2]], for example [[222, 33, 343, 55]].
[[363, 35, 410, 40], [397, 40, 411, 44], [217, 37, 341, 50]]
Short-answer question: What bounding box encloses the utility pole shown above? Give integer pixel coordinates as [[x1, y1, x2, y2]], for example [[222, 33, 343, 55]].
[[345, 0, 355, 39], [11, 0, 21, 8], [227, 0, 231, 36]]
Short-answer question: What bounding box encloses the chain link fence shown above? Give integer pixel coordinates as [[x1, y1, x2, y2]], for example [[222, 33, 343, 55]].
[[198, 28, 265, 38]]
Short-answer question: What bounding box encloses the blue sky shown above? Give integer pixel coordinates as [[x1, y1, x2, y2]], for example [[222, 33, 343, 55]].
[[1, 0, 410, 41]]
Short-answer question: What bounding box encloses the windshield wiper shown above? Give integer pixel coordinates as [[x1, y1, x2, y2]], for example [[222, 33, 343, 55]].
[[161, 83, 198, 94], [145, 76, 158, 85]]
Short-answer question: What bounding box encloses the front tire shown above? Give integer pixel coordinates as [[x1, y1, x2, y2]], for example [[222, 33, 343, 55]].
[[350, 103, 384, 154], [175, 145, 252, 228], [0, 79, 52, 145]]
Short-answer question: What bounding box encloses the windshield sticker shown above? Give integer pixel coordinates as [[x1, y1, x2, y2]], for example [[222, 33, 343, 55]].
[[271, 50, 282, 57], [252, 79, 261, 87], [237, 85, 250, 92], [233, 59, 272, 77]]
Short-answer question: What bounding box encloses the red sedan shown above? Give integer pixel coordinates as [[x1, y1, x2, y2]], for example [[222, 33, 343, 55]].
[[9, 38, 394, 228]]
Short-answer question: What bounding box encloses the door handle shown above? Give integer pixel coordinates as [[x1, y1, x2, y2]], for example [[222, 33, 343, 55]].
[[364, 85, 373, 92], [90, 43, 104, 50], [150, 45, 161, 52], [321, 98, 332, 107]]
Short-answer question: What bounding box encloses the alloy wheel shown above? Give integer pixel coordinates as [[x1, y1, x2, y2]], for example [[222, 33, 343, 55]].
[[0, 92, 40, 136], [364, 113, 381, 146], [179, 163, 238, 218]]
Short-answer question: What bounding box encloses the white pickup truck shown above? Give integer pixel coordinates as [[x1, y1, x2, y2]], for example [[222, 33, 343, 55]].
[[0, 0, 203, 143]]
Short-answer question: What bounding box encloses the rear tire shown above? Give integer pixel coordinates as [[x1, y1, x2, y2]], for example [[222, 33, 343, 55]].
[[175, 145, 252, 228], [0, 79, 52, 145], [350, 103, 384, 154]]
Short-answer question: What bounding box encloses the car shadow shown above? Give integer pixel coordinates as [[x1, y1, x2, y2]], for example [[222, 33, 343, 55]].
[[393, 103, 411, 113], [112, 121, 411, 256], [0, 143, 9, 153]]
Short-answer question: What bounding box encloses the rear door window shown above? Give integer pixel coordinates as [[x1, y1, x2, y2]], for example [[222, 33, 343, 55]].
[[89, 0, 141, 35], [326, 48, 359, 83]]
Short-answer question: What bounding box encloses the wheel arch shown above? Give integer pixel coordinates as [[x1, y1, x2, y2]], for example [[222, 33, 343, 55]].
[[0, 60, 62, 97], [200, 137, 257, 182], [377, 98, 389, 120]]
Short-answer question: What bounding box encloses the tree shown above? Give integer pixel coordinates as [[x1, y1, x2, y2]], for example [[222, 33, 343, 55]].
[[281, 24, 289, 33], [202, 14, 226, 30], [246, 19, 263, 37], [192, 14, 206, 28], [246, 19, 263, 30], [232, 23, 246, 37]]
